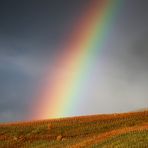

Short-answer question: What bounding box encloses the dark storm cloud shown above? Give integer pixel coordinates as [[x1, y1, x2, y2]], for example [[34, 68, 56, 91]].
[[0, 0, 90, 55], [0, 0, 91, 122], [0, 63, 35, 122], [0, 0, 148, 122], [109, 0, 148, 70], [131, 32, 148, 64], [124, 0, 148, 65]]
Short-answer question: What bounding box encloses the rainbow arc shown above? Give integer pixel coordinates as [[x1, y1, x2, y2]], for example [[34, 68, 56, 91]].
[[32, 0, 122, 119]]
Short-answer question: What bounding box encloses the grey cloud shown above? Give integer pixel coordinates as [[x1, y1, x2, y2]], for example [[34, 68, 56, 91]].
[[0, 0, 148, 122], [131, 33, 148, 62]]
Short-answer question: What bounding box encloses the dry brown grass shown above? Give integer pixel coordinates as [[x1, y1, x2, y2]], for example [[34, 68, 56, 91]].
[[0, 111, 148, 147]]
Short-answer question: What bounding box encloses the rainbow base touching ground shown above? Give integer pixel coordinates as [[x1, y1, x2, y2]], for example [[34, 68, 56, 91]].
[[32, 0, 123, 119]]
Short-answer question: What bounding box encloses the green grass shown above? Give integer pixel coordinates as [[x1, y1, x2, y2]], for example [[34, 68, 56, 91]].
[[92, 130, 148, 148], [0, 111, 148, 147]]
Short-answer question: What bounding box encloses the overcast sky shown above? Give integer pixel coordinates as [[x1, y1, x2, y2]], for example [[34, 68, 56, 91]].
[[0, 0, 148, 122]]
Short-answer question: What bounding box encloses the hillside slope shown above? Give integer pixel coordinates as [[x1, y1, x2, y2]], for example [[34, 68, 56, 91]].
[[0, 111, 148, 148]]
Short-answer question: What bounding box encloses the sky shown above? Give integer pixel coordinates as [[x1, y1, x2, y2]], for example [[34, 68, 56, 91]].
[[0, 0, 148, 122]]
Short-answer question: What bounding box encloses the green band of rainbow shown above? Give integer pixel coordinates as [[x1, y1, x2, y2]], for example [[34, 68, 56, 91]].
[[32, 0, 123, 119]]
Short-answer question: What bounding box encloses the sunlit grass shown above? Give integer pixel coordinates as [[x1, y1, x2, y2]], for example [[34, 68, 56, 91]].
[[0, 111, 148, 147]]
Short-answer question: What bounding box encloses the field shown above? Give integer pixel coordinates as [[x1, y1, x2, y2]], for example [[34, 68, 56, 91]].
[[0, 111, 148, 148]]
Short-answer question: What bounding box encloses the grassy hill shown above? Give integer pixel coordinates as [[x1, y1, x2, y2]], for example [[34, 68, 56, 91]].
[[0, 111, 148, 148]]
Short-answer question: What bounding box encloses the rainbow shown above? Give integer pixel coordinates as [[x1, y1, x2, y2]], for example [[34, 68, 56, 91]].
[[32, 0, 122, 119]]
